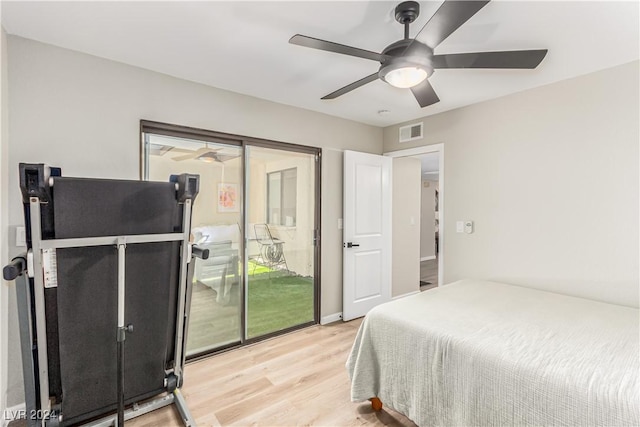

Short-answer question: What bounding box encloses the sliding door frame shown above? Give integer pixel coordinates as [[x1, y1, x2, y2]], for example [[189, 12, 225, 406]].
[[140, 120, 321, 358]]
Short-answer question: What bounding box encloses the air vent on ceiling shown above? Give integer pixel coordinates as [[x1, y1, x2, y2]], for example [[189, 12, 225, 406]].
[[399, 122, 423, 143]]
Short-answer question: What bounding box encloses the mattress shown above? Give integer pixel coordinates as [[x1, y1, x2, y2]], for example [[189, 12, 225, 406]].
[[346, 280, 640, 426]]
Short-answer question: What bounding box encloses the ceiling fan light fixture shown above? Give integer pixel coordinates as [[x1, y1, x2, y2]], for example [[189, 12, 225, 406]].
[[197, 152, 219, 163], [384, 66, 428, 89], [379, 55, 432, 89]]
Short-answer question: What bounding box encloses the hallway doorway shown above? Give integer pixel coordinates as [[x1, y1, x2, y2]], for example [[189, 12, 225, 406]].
[[385, 144, 444, 288], [416, 152, 439, 290]]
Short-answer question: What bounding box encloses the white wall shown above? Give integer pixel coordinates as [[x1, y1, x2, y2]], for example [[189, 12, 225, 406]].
[[384, 61, 640, 308], [1, 25, 10, 416], [4, 35, 383, 406], [420, 180, 437, 259], [392, 157, 421, 297]]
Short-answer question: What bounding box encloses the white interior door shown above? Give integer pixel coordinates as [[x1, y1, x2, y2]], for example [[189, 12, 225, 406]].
[[343, 150, 392, 321]]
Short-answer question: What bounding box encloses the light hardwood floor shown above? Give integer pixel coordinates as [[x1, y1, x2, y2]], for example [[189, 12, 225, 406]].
[[186, 282, 241, 353], [420, 258, 438, 291], [128, 320, 417, 427]]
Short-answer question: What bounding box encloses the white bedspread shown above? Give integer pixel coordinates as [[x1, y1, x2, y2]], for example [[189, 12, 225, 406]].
[[346, 280, 640, 426]]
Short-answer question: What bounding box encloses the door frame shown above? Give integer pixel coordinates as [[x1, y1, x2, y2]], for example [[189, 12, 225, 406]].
[[384, 144, 444, 287]]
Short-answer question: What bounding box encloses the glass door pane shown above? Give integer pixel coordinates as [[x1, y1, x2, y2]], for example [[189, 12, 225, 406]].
[[145, 133, 243, 355], [246, 146, 316, 339]]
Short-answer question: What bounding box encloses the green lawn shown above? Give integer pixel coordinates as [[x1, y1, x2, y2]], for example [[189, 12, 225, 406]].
[[246, 273, 314, 338]]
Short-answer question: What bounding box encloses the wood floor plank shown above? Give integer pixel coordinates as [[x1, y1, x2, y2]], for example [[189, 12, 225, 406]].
[[228, 399, 298, 427], [189, 377, 274, 413], [420, 259, 438, 286], [265, 342, 353, 386]]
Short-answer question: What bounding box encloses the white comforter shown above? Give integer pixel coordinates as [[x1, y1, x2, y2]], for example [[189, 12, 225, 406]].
[[346, 280, 640, 426]]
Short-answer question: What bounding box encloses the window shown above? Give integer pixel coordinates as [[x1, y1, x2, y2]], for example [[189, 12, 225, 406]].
[[267, 168, 297, 226]]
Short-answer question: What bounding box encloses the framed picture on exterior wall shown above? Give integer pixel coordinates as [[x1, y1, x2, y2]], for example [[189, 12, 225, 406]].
[[218, 183, 239, 212]]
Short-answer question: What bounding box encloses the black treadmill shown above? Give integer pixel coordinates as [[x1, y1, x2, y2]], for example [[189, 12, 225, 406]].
[[3, 164, 208, 426]]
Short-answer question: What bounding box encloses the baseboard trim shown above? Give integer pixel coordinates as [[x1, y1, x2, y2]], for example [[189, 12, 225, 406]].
[[3, 402, 26, 426], [420, 256, 436, 261], [320, 312, 343, 325], [392, 290, 420, 300]]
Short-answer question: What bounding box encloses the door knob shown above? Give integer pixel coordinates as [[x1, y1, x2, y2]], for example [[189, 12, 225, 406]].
[[344, 242, 360, 248]]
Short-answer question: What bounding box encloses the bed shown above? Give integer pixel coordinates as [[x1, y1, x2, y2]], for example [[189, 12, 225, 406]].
[[346, 280, 640, 426]]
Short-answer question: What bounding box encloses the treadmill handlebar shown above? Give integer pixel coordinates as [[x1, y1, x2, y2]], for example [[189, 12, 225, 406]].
[[3, 254, 27, 281], [191, 245, 209, 260]]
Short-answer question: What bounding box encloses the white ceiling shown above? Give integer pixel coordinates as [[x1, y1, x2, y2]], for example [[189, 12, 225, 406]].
[[2, 1, 638, 127]]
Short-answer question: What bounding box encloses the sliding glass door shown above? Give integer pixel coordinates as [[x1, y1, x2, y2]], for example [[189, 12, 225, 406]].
[[142, 122, 319, 357], [245, 145, 316, 339]]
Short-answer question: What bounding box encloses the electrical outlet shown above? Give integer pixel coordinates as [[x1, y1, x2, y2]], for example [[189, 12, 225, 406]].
[[464, 221, 474, 234]]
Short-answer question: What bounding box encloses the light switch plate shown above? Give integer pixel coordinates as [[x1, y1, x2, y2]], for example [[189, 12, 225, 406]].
[[16, 226, 26, 247], [456, 221, 464, 233]]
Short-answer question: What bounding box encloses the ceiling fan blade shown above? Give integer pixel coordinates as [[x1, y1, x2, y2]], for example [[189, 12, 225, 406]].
[[171, 146, 214, 161], [411, 79, 440, 108], [193, 147, 214, 155], [408, 0, 490, 53], [171, 147, 193, 153], [171, 153, 198, 161], [215, 154, 241, 163], [321, 73, 379, 100], [432, 50, 548, 69], [289, 34, 386, 62]]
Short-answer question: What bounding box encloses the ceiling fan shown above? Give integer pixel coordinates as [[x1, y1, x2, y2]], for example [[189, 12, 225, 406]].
[[172, 144, 239, 163], [289, 0, 548, 107]]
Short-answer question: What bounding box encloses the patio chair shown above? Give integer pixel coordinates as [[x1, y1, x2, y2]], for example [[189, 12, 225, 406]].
[[254, 223, 289, 273]]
